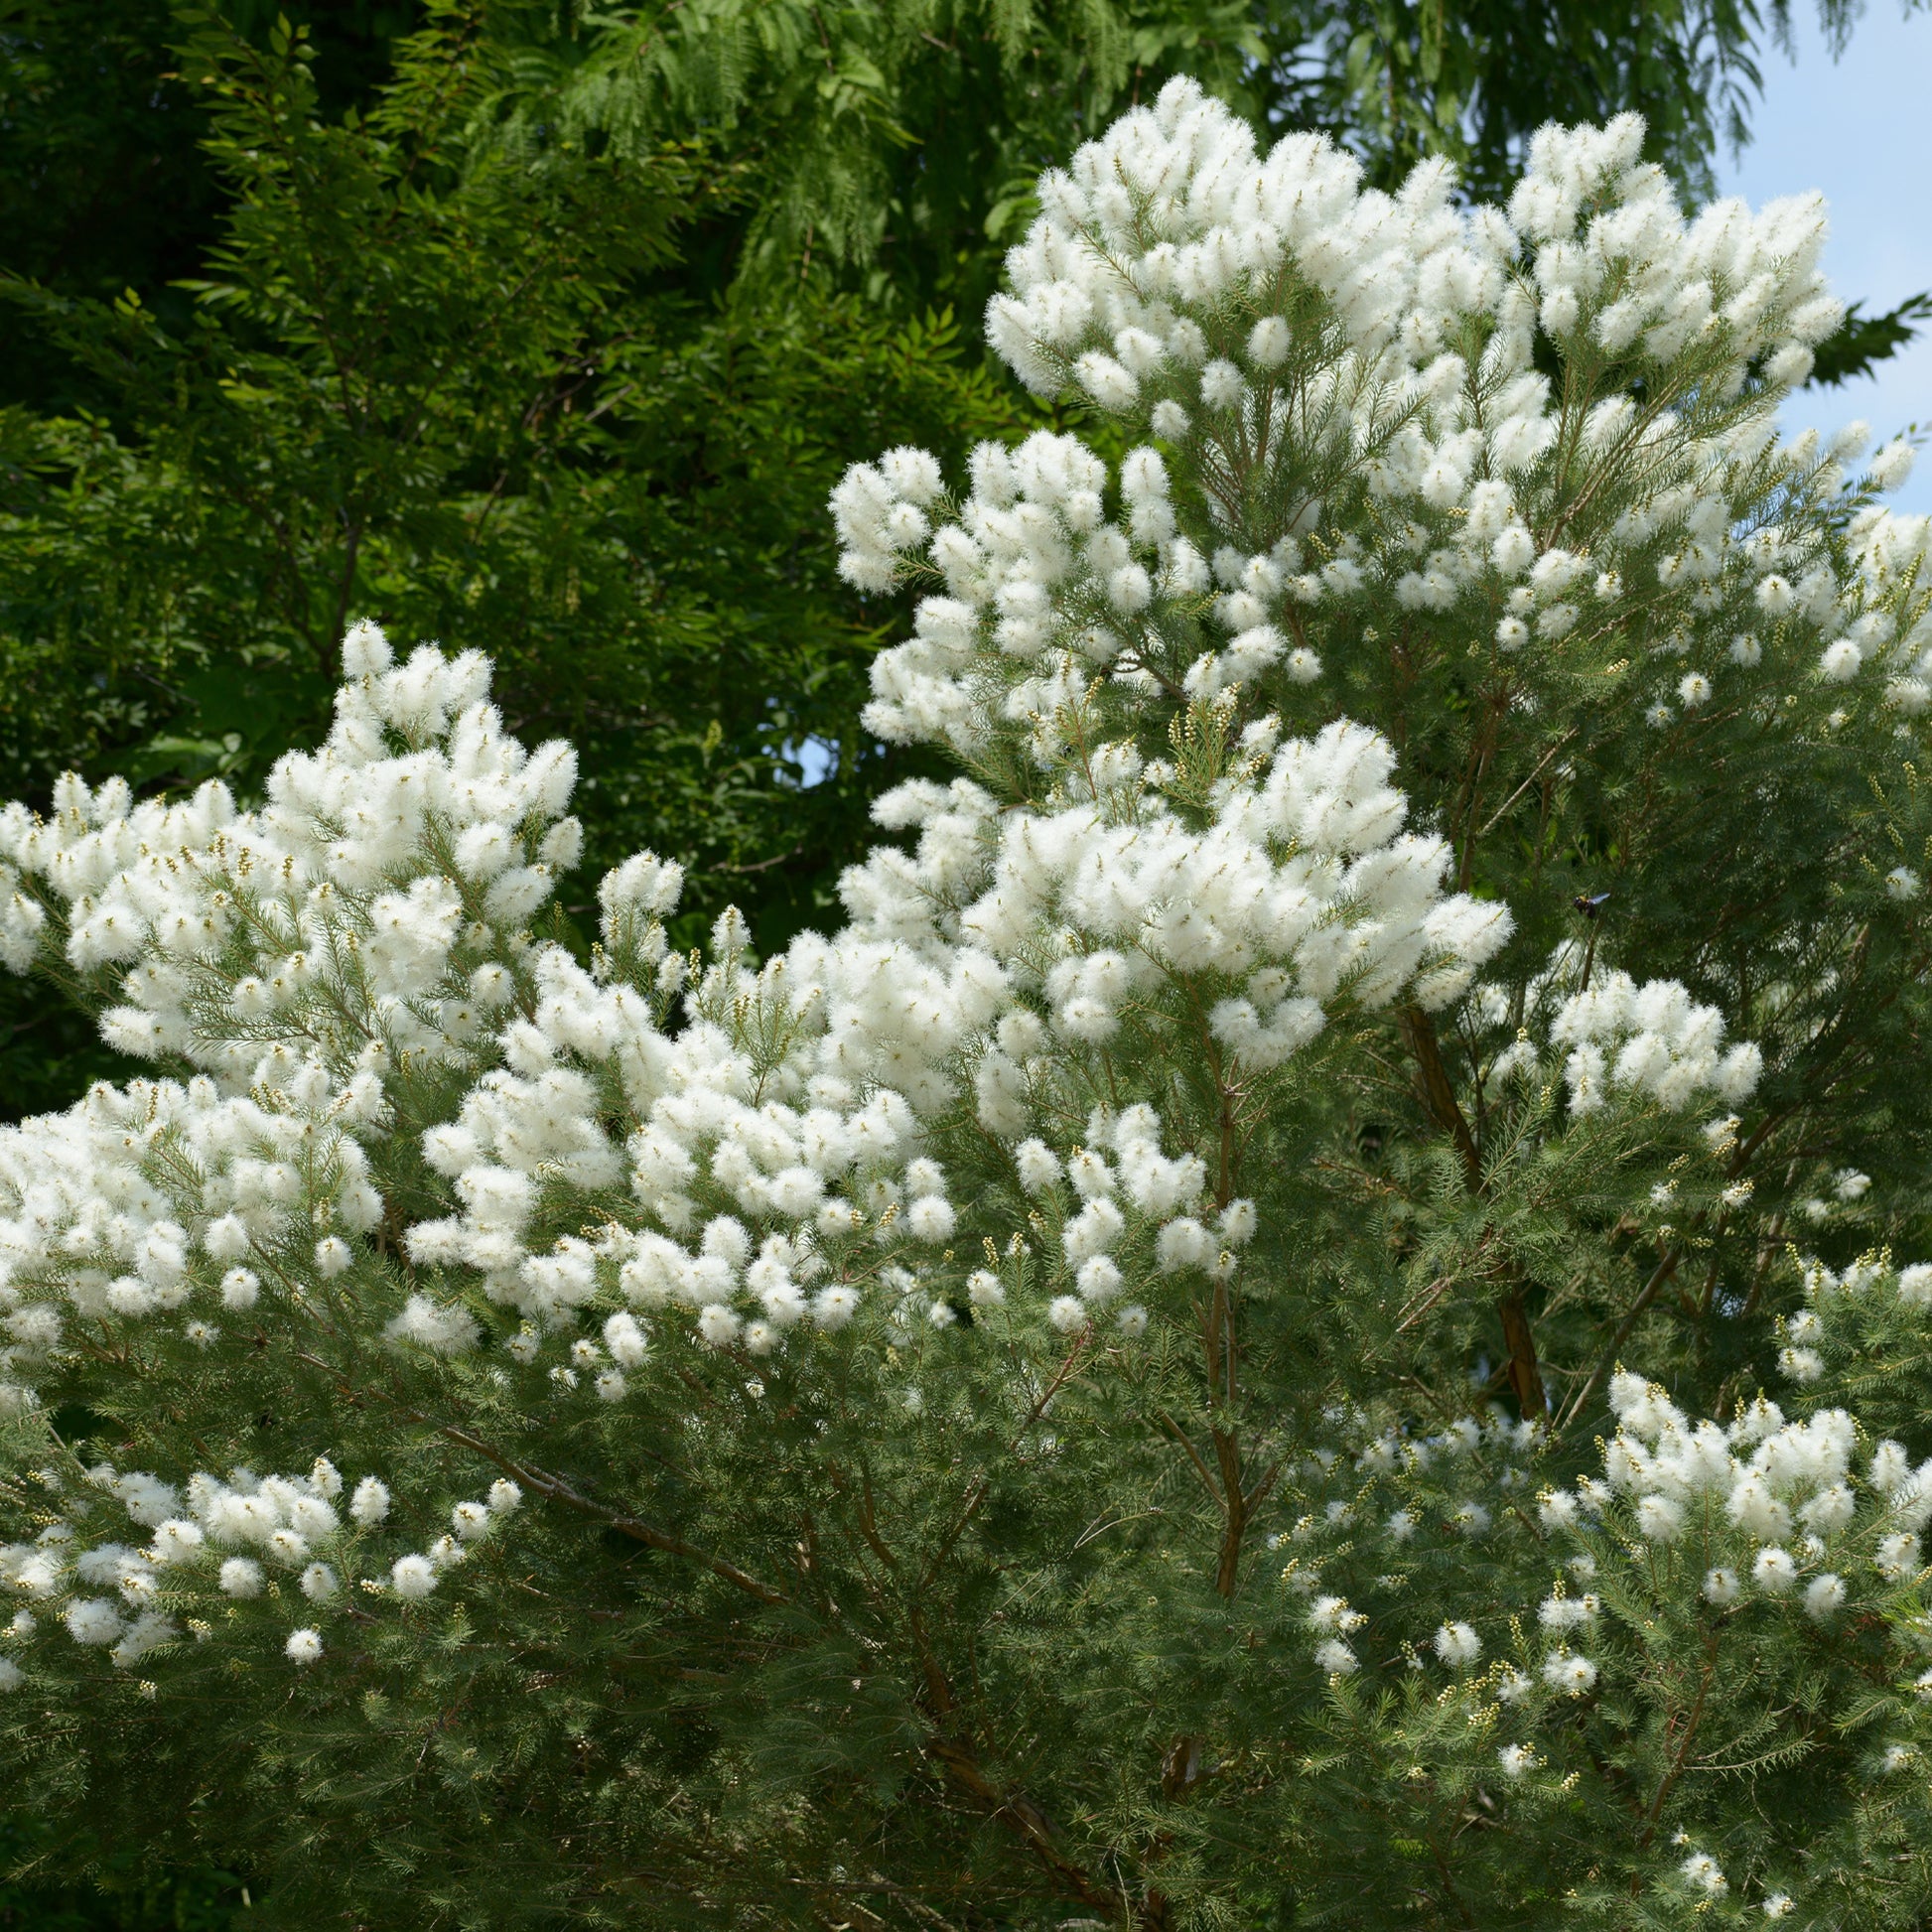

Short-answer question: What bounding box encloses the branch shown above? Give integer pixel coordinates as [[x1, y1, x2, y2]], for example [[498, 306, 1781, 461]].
[[1474, 728, 1579, 841], [1494, 1294, 1548, 1423], [1637, 1631, 1720, 1846], [922, 1736, 1126, 1918], [1556, 1246, 1681, 1433], [290, 1351, 788, 1606], [452, 1430, 789, 1608], [1398, 1006, 1547, 1416], [1160, 1412, 1226, 1514], [1399, 1005, 1480, 1188]]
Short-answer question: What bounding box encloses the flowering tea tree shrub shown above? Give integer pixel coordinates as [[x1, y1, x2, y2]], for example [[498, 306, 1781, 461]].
[[4, 79, 1932, 1929]]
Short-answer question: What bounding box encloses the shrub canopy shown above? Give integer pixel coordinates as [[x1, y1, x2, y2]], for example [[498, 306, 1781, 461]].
[[4, 71, 1932, 1932]]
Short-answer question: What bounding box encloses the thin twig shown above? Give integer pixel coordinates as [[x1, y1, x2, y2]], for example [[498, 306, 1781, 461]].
[[1474, 728, 1580, 840]]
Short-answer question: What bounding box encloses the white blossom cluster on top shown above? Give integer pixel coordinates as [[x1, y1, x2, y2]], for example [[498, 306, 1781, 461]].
[[402, 696, 1517, 1357], [832, 80, 1929, 772], [0, 620, 1513, 1435]]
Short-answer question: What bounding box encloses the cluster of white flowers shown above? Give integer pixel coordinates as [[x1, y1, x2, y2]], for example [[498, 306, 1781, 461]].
[[1547, 970, 1762, 1114], [1588, 1370, 1931, 1603], [989, 94, 1834, 398], [0, 604, 1520, 1421], [1771, 1253, 1932, 1384], [0, 624, 584, 1399], [1287, 1368, 1932, 1820], [834, 78, 1929, 771], [412, 707, 1511, 1362], [0, 1060, 394, 1408], [0, 621, 576, 1069], [1795, 1252, 1932, 1311], [0, 1455, 522, 1683], [1465, 952, 1767, 1119]]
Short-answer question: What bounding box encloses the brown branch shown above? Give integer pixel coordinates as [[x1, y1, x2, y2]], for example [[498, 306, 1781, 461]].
[[290, 1351, 787, 1605], [1211, 1421, 1247, 1597], [1399, 1005, 1481, 1187], [1393, 1276, 1452, 1334], [1494, 1293, 1548, 1421], [1556, 1246, 1681, 1433], [922, 1736, 1125, 1917], [716, 843, 808, 877], [1158, 1417, 1225, 1505], [1399, 1006, 1547, 1417], [1637, 1630, 1720, 1847]]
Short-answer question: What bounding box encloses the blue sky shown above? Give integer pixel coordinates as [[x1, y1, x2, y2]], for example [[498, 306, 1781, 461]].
[[1717, 2, 1932, 511]]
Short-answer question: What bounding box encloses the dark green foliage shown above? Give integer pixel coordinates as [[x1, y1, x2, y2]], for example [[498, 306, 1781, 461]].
[[0, 0, 420, 415], [1262, 0, 1860, 202], [1811, 290, 1932, 388], [0, 1820, 242, 1931]]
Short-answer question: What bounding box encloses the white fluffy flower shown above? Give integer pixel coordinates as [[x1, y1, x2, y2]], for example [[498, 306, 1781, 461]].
[[350, 1478, 391, 1527], [390, 1555, 438, 1600], [1047, 1295, 1089, 1334], [1820, 639, 1863, 683], [1636, 1493, 1684, 1542], [1542, 1652, 1597, 1696], [1803, 1573, 1846, 1620], [218, 1558, 264, 1599], [1679, 1852, 1727, 1898], [64, 1599, 124, 1645], [299, 1564, 339, 1602], [1876, 1532, 1920, 1579]]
